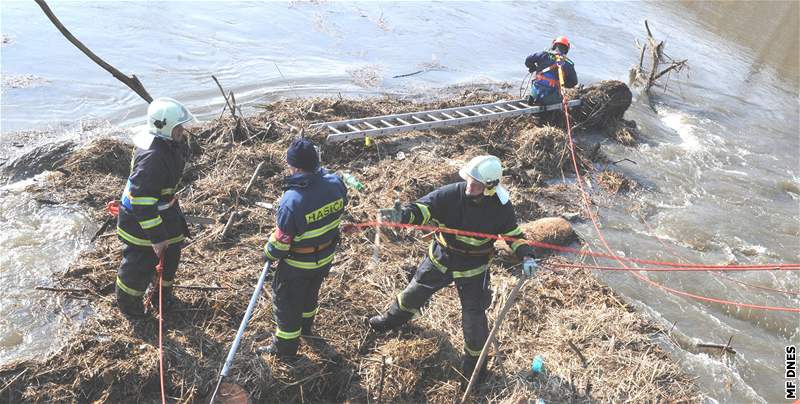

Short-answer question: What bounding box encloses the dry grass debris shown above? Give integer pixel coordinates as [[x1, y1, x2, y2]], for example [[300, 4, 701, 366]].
[[0, 84, 698, 403]]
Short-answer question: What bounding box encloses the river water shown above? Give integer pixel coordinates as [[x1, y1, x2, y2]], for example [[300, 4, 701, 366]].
[[1, 1, 798, 402]]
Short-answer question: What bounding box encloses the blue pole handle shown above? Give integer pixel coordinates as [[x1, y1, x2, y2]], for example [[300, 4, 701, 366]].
[[219, 260, 271, 377]]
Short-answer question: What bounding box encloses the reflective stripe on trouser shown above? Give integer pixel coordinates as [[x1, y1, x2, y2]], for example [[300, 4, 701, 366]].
[[385, 256, 492, 354], [271, 262, 328, 355], [116, 243, 181, 314]]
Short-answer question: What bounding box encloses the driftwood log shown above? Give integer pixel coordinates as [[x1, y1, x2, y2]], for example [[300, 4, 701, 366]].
[[34, 0, 153, 103]]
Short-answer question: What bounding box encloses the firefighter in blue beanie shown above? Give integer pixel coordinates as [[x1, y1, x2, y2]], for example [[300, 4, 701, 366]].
[[257, 138, 348, 357]]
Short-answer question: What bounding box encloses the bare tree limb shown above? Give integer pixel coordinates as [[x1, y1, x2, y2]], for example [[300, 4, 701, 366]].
[[630, 19, 689, 98], [211, 75, 236, 118], [34, 0, 153, 103], [652, 59, 688, 82]]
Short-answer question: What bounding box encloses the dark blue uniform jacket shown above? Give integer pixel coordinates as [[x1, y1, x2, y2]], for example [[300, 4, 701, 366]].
[[117, 137, 188, 247], [525, 50, 578, 95], [400, 182, 535, 279], [264, 168, 348, 270]]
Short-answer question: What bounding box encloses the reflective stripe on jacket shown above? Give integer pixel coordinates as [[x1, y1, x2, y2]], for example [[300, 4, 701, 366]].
[[400, 182, 535, 276], [117, 136, 188, 247], [264, 168, 348, 270]]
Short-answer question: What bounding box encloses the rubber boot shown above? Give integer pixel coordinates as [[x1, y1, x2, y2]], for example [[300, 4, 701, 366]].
[[115, 285, 147, 318], [460, 355, 488, 391], [255, 344, 280, 356], [256, 336, 298, 358], [368, 302, 412, 332]]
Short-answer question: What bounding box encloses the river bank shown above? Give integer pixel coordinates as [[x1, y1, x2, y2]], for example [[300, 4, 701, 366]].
[[0, 87, 701, 403]]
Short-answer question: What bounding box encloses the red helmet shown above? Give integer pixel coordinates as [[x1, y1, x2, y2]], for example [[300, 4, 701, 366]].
[[552, 36, 571, 49]]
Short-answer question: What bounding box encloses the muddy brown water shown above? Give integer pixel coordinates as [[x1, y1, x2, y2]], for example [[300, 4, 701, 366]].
[[1, 2, 798, 402]]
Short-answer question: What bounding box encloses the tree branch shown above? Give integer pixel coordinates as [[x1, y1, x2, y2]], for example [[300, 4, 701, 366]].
[[212, 75, 236, 118], [34, 0, 153, 103]]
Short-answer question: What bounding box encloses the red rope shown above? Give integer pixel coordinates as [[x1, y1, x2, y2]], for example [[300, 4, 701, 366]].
[[156, 255, 166, 404], [350, 221, 800, 271], [347, 219, 799, 312], [550, 262, 800, 273], [637, 216, 800, 296], [553, 67, 800, 313], [107, 200, 168, 400]]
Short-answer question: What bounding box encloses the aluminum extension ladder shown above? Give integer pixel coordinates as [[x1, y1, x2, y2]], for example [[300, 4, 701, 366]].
[[311, 98, 581, 143]]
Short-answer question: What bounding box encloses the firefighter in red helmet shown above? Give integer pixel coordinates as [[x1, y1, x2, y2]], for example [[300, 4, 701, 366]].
[[524, 36, 578, 106]]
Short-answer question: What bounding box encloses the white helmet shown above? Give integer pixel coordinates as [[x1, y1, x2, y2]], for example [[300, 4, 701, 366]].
[[147, 97, 195, 139], [459, 155, 511, 204]]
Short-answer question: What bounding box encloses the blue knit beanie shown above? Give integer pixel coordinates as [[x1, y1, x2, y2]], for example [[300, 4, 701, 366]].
[[286, 138, 319, 171]]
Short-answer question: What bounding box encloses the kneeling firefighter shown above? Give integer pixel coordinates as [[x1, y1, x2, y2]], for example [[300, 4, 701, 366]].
[[115, 97, 195, 317], [368, 155, 539, 386], [525, 36, 578, 106], [258, 138, 348, 357]]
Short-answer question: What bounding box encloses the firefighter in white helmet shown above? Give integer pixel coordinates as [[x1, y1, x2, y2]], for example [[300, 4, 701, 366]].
[[368, 155, 538, 387], [115, 97, 196, 317]]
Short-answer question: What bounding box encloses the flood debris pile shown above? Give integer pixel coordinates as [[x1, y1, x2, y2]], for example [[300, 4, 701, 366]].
[[0, 82, 700, 403], [564, 80, 640, 145]]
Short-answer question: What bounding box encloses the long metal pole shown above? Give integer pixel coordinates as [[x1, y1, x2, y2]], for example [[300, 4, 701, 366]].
[[460, 276, 526, 403], [209, 261, 271, 404]]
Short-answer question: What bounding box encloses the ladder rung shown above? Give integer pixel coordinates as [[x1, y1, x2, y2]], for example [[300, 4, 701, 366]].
[[322, 98, 582, 143]]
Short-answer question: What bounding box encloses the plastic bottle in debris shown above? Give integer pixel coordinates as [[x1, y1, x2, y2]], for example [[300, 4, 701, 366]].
[[531, 355, 544, 374], [339, 172, 364, 191]]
